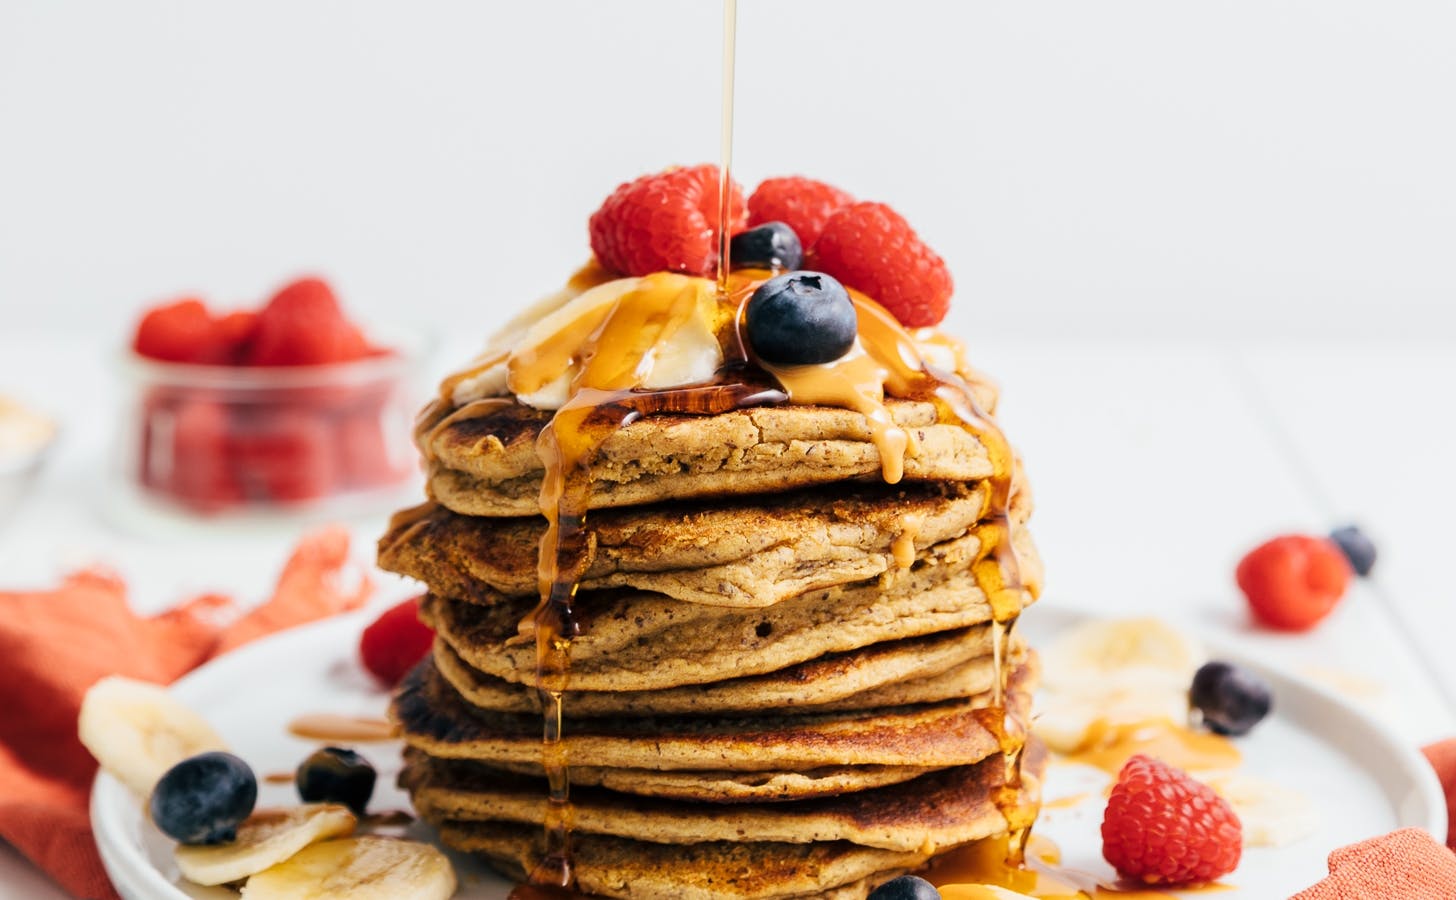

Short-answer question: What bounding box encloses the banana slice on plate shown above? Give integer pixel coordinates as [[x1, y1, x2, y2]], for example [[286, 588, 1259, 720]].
[[1040, 617, 1205, 689], [78, 676, 228, 798], [241, 836, 456, 900], [1201, 772, 1319, 848], [175, 805, 357, 887], [1035, 618, 1207, 754]]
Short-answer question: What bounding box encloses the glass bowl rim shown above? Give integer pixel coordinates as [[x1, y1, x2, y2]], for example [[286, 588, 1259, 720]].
[[117, 325, 436, 390]]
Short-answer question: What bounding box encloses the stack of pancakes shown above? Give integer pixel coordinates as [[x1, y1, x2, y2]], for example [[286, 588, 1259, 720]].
[[382, 380, 1046, 899]]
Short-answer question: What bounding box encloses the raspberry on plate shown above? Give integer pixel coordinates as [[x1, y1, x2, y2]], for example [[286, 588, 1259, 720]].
[[588, 164, 746, 277], [808, 201, 953, 328], [1102, 754, 1242, 886], [360, 596, 436, 687], [1236, 534, 1352, 631], [746, 176, 854, 248]]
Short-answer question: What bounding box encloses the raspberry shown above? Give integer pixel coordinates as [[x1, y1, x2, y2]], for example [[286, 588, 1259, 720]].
[[133, 298, 234, 364], [214, 310, 259, 364], [746, 176, 854, 248], [588, 164, 745, 277], [246, 277, 368, 366], [360, 596, 435, 686], [166, 398, 245, 512], [1102, 755, 1242, 886], [231, 408, 338, 503], [808, 202, 953, 328], [1237, 535, 1352, 631]]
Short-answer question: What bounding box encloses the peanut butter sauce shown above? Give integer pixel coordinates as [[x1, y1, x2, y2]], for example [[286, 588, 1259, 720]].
[[892, 512, 926, 568]]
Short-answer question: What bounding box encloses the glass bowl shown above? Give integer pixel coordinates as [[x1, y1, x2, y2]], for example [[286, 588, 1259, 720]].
[[112, 330, 431, 527]]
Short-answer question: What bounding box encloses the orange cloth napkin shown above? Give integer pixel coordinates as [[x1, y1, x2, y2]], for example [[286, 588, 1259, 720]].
[[0, 527, 371, 900], [1424, 737, 1456, 853], [1290, 741, 1456, 897], [1290, 827, 1456, 899]]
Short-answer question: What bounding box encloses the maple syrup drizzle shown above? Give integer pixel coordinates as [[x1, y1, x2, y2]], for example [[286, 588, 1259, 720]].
[[433, 271, 1034, 888], [717, 0, 737, 295], [285, 714, 395, 743], [927, 834, 1234, 899], [454, 6, 1028, 883], [433, 269, 1035, 890], [518, 275, 787, 890], [837, 295, 1033, 858], [1061, 718, 1241, 775]]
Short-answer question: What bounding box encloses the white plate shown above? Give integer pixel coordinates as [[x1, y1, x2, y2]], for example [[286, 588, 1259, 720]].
[[93, 610, 1446, 899], [1021, 608, 1446, 896]]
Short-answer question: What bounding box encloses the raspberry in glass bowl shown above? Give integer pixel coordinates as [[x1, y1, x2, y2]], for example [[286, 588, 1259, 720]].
[[117, 276, 427, 521]]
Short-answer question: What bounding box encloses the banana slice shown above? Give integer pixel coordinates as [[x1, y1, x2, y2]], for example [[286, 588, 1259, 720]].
[[241, 836, 456, 900], [1035, 618, 1207, 754], [1201, 773, 1318, 847], [1034, 681, 1193, 755], [1041, 617, 1205, 689], [78, 676, 228, 798], [175, 805, 357, 887]]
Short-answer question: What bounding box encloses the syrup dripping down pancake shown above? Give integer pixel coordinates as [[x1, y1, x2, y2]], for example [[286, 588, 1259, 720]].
[[431, 632, 1028, 718], [391, 657, 1036, 773], [380, 478, 1031, 608], [416, 526, 1040, 693], [420, 391, 1003, 519]]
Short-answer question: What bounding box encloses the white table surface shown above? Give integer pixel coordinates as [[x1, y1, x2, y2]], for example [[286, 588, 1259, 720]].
[[2, 332, 1453, 899]]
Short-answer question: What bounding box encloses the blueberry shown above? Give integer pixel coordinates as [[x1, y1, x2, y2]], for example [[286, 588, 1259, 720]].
[[149, 751, 257, 845], [1190, 661, 1273, 737], [868, 875, 941, 900], [1329, 525, 1376, 577], [296, 747, 376, 815], [745, 271, 857, 366], [730, 222, 804, 271]]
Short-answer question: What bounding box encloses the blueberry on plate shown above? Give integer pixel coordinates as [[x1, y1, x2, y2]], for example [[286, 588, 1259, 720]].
[[730, 221, 804, 271], [1190, 661, 1273, 737], [1329, 524, 1376, 577], [868, 875, 941, 900], [745, 271, 857, 366], [296, 746, 377, 815], [149, 751, 257, 844]]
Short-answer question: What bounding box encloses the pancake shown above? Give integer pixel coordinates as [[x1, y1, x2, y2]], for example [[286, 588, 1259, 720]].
[[479, 759, 946, 804], [436, 820, 923, 900], [422, 393, 1005, 518], [392, 657, 1035, 772], [421, 527, 1041, 692], [406, 753, 1028, 853], [380, 479, 1032, 608], [421, 741, 1049, 899], [431, 629, 1020, 717]]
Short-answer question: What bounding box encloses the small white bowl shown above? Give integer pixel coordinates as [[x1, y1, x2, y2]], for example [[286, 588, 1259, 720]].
[[0, 403, 57, 529]]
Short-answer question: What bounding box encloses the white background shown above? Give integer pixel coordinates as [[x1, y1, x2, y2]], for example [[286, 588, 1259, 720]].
[[3, 5, 1456, 897], [3, 0, 1456, 341]]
